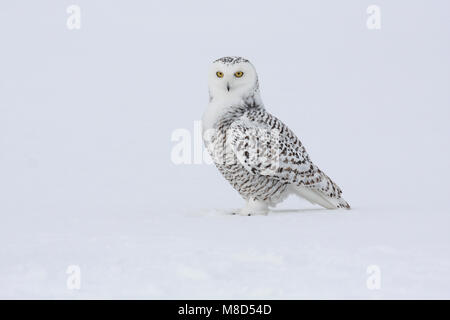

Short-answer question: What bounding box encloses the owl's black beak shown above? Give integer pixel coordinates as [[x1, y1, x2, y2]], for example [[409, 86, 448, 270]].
[[226, 82, 230, 92]]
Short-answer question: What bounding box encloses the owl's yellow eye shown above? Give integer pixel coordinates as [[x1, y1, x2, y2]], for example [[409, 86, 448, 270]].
[[234, 71, 244, 78], [216, 71, 224, 78]]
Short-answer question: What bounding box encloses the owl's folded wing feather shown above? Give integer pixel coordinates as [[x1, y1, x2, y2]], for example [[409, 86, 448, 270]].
[[227, 112, 344, 201], [227, 114, 314, 182]]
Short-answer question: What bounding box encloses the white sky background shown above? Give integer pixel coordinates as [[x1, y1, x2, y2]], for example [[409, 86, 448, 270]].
[[1, 0, 449, 215], [0, 1, 449, 298]]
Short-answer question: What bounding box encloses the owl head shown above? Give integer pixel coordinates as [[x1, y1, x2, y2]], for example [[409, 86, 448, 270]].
[[208, 56, 259, 101]]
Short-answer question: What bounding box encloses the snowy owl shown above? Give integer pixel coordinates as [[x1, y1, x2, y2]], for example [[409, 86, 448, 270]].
[[202, 56, 350, 215]]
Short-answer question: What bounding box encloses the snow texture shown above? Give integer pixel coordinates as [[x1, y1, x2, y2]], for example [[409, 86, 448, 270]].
[[0, 1, 449, 299]]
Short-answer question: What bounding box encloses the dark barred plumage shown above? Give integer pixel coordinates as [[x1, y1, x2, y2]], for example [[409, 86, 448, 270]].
[[205, 95, 349, 208], [214, 56, 249, 65]]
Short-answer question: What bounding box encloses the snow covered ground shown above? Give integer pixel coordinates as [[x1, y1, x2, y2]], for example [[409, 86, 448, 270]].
[[1, 1, 450, 299], [1, 203, 450, 299]]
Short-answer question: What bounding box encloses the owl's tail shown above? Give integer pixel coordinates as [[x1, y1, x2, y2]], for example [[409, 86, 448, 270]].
[[292, 185, 350, 210]]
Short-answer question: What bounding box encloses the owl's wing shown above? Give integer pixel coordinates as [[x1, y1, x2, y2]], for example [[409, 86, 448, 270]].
[[227, 111, 344, 200], [227, 112, 314, 181], [223, 109, 349, 209]]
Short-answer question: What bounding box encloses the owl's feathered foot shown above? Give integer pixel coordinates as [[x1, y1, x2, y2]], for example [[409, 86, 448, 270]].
[[231, 212, 263, 216], [233, 199, 269, 216]]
